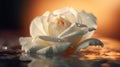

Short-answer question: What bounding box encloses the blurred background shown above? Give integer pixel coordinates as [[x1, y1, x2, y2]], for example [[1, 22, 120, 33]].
[[0, 0, 120, 45]]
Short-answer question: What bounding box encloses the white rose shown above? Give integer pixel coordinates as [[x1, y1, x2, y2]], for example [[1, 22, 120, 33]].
[[19, 7, 103, 55]]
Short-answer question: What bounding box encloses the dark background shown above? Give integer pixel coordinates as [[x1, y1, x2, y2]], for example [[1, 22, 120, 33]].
[[0, 0, 120, 40], [0, 0, 25, 49], [0, 0, 23, 30]]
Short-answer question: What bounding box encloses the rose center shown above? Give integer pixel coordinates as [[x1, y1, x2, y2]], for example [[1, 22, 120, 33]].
[[57, 18, 65, 26]]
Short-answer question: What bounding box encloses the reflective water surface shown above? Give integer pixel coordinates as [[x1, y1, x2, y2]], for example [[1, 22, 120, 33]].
[[0, 34, 120, 67], [0, 54, 120, 67], [28, 54, 120, 67]]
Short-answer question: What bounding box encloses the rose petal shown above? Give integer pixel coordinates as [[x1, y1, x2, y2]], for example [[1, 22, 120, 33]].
[[41, 11, 51, 34], [48, 16, 71, 37], [77, 11, 97, 42], [48, 22, 67, 37], [30, 16, 47, 37], [61, 29, 88, 39], [57, 23, 76, 38], [32, 36, 52, 46], [37, 46, 53, 55], [53, 7, 78, 23], [60, 27, 94, 44], [75, 38, 104, 52], [36, 42, 72, 55], [19, 37, 47, 52], [39, 36, 65, 42], [52, 42, 72, 54], [79, 10, 97, 28]]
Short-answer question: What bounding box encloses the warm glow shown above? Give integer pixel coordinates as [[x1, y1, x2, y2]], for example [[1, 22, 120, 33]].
[[79, 36, 120, 60], [20, 0, 120, 58], [21, 0, 120, 40]]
